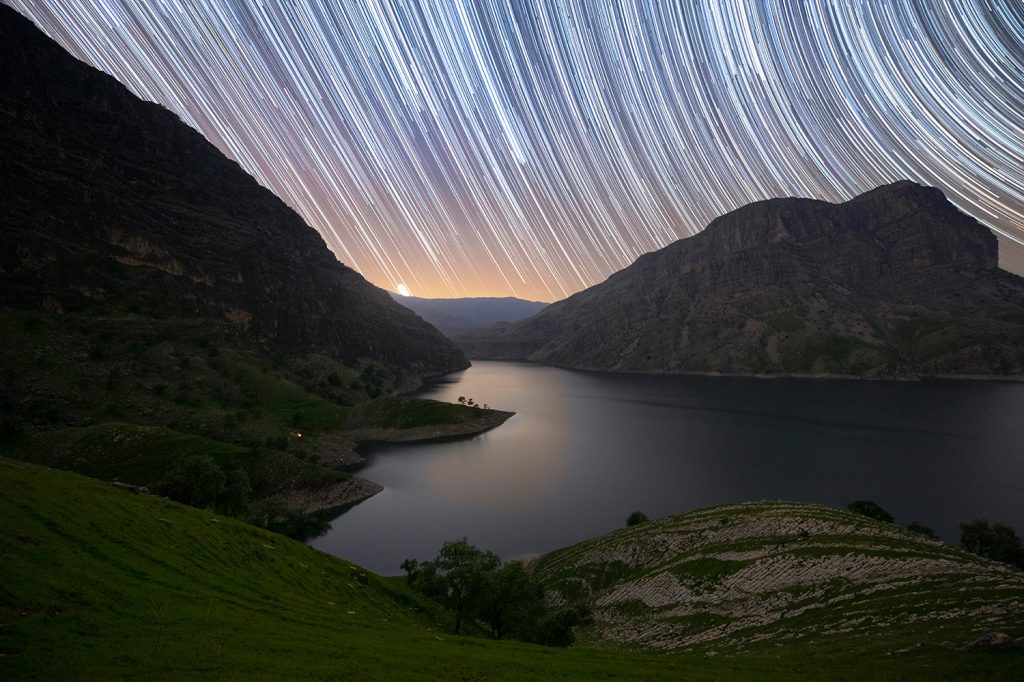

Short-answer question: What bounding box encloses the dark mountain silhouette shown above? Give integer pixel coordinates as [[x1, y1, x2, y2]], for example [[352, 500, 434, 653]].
[[0, 5, 466, 379], [459, 182, 1024, 376], [389, 294, 547, 338]]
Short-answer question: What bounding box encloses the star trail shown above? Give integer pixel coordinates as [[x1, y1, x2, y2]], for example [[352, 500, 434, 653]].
[[9, 1, 1024, 300]]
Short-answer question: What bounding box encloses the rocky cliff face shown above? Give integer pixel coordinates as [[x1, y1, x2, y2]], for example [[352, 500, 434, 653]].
[[0, 6, 466, 378], [459, 182, 1024, 376]]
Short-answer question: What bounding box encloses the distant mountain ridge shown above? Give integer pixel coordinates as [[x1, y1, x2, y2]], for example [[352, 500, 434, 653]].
[[459, 182, 1024, 376], [389, 294, 547, 338], [0, 4, 465, 379]]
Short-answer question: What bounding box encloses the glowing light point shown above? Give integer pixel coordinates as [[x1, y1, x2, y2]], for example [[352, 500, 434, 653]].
[[396, 283, 411, 297]]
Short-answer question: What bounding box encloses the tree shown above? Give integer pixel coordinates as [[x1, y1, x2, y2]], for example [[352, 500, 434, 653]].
[[960, 519, 1024, 568], [400, 558, 419, 584], [401, 557, 445, 599], [404, 539, 588, 645], [479, 561, 543, 640], [434, 539, 500, 634], [847, 500, 894, 524]]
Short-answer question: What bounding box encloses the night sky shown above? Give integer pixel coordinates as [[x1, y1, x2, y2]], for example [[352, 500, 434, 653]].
[[10, 1, 1024, 300]]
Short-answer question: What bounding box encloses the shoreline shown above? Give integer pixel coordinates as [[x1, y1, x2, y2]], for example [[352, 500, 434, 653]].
[[305, 409, 516, 514], [463, 357, 1024, 383]]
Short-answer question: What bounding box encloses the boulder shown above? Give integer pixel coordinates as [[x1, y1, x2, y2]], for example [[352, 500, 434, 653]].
[[966, 632, 1015, 651]]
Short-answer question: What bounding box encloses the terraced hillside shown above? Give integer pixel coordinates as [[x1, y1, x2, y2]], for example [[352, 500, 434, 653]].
[[535, 502, 1024, 653]]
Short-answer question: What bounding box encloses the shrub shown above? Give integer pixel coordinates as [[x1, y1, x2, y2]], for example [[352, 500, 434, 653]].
[[626, 511, 650, 527], [162, 455, 225, 508], [906, 521, 938, 539], [218, 467, 252, 516], [847, 500, 894, 524]]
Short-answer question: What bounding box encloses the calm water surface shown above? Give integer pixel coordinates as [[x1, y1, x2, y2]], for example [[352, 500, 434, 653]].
[[311, 361, 1024, 574]]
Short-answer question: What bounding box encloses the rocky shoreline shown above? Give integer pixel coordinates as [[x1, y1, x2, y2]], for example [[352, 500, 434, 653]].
[[316, 409, 515, 468], [477, 358, 1024, 383], [305, 409, 516, 514], [278, 476, 385, 517]]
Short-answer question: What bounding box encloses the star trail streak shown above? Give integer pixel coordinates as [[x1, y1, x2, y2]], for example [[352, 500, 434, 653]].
[[9, 1, 1024, 300]]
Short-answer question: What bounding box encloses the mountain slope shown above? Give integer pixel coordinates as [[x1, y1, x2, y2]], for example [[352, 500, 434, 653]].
[[390, 294, 548, 337], [0, 4, 465, 378], [536, 501, 1024, 653], [460, 182, 1024, 376]]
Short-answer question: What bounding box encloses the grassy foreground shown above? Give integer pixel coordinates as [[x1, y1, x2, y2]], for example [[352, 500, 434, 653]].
[[2, 459, 1021, 680]]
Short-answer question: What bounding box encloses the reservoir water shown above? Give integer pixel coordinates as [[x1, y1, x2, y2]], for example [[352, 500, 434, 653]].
[[311, 361, 1024, 574]]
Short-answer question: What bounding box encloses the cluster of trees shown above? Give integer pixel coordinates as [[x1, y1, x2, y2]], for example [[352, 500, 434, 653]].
[[847, 499, 1023, 569], [960, 519, 1024, 569], [161, 454, 252, 516], [456, 396, 488, 409], [401, 539, 587, 646]]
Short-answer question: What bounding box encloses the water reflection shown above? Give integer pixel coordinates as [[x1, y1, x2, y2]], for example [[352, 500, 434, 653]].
[[311, 362, 1024, 574]]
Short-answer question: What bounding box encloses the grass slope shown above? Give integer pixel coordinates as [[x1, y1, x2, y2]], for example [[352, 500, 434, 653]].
[[2, 461, 1021, 680], [536, 502, 1024, 659], [343, 396, 503, 430]]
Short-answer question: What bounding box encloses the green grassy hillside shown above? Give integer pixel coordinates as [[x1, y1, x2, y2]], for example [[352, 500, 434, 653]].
[[2, 460, 1021, 680], [0, 310, 503, 535], [536, 502, 1024, 657]]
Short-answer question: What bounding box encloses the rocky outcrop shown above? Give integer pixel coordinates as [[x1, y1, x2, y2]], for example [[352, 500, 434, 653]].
[[0, 6, 466, 379], [459, 182, 1024, 376], [966, 632, 1018, 651], [277, 476, 384, 517]]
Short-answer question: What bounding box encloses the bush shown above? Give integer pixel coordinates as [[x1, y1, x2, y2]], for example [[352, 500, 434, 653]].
[[847, 500, 894, 524], [218, 467, 252, 516], [626, 511, 650, 527], [529, 607, 586, 647], [162, 455, 225, 508], [0, 416, 25, 440], [906, 521, 938, 539]]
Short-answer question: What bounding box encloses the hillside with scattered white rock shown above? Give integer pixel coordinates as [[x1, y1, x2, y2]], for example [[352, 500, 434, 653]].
[[534, 501, 1024, 653]]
